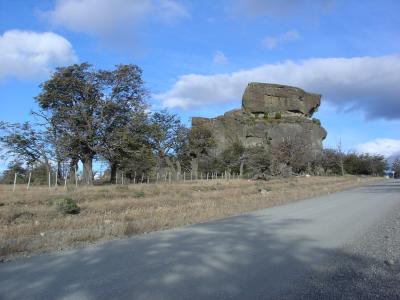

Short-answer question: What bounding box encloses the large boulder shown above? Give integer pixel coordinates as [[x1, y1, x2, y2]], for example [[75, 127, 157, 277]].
[[242, 83, 321, 116], [192, 82, 327, 158]]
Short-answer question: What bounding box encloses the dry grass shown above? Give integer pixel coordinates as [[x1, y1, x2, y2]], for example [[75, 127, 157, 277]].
[[0, 176, 381, 260]]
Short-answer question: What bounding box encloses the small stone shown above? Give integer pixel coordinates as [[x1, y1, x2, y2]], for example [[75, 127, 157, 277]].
[[104, 219, 112, 225], [34, 220, 40, 226], [40, 232, 45, 237], [384, 259, 395, 266], [259, 188, 271, 195]]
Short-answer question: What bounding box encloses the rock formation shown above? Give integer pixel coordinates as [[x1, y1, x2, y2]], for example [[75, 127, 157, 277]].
[[192, 82, 327, 158]]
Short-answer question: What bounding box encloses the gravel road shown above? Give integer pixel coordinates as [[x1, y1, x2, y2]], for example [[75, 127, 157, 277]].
[[0, 180, 399, 299]]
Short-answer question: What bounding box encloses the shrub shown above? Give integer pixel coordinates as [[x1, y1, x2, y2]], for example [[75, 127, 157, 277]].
[[115, 185, 129, 192], [275, 112, 282, 119], [134, 190, 145, 198], [54, 197, 80, 214], [312, 118, 321, 125]]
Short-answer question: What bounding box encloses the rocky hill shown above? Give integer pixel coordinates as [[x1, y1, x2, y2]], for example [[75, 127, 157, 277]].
[[192, 82, 327, 158]]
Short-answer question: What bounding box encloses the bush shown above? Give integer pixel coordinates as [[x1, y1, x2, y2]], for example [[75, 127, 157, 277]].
[[312, 118, 321, 125], [115, 185, 129, 192], [134, 190, 145, 198], [54, 197, 80, 214], [275, 112, 282, 119]]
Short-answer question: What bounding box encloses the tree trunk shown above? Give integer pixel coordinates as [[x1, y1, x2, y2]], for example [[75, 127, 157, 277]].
[[69, 158, 79, 183], [82, 156, 94, 185], [340, 156, 344, 176], [110, 162, 117, 184], [175, 160, 182, 175], [57, 161, 63, 183], [43, 157, 51, 175], [239, 161, 244, 177], [164, 156, 177, 175], [191, 157, 198, 177]]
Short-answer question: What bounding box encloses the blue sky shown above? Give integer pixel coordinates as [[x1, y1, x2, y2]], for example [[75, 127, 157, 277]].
[[1, 0, 400, 171]]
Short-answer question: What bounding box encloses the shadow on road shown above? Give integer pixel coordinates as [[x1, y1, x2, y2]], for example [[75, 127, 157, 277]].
[[1, 181, 399, 299]]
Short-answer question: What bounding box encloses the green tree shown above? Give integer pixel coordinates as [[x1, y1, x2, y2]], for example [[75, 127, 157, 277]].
[[218, 141, 245, 175], [36, 63, 101, 184], [96, 64, 148, 183], [188, 125, 215, 177], [0, 161, 27, 184], [148, 110, 185, 175], [35, 63, 149, 185], [392, 158, 400, 178], [0, 122, 52, 173], [243, 146, 271, 177]]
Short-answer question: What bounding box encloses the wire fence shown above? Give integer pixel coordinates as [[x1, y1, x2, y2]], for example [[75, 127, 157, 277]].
[[8, 170, 247, 192]]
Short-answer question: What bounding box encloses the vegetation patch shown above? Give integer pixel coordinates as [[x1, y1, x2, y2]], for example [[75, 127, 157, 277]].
[[53, 197, 80, 214], [0, 176, 381, 260], [312, 118, 321, 125], [133, 190, 146, 198]]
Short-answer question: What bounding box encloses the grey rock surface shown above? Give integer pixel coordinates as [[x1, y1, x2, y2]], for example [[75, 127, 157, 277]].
[[242, 82, 321, 116], [192, 82, 327, 155], [0, 180, 399, 300]]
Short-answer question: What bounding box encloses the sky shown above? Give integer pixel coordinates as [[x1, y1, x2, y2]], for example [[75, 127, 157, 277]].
[[1, 0, 400, 170]]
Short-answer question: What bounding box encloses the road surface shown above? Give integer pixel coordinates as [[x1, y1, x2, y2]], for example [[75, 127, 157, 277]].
[[1, 180, 399, 299]]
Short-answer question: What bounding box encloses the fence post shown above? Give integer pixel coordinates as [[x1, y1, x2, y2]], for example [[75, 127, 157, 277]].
[[122, 172, 124, 185], [75, 166, 78, 188], [184, 172, 186, 182], [55, 172, 58, 188], [64, 173, 68, 191], [27, 172, 31, 191], [13, 173, 17, 192], [48, 172, 51, 190], [168, 172, 171, 184]]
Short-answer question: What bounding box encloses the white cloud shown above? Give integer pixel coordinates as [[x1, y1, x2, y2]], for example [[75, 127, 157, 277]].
[[353, 139, 400, 157], [213, 51, 228, 64], [155, 55, 400, 120], [158, 0, 190, 21], [263, 30, 301, 49], [42, 0, 189, 36], [0, 30, 77, 80]]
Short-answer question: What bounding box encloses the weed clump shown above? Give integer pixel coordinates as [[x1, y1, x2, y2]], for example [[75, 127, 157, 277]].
[[275, 112, 282, 119], [134, 191, 145, 198], [115, 185, 129, 192], [54, 197, 80, 214], [312, 118, 321, 125]]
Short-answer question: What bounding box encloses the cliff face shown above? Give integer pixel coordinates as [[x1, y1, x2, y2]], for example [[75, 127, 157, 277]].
[[192, 82, 327, 157]]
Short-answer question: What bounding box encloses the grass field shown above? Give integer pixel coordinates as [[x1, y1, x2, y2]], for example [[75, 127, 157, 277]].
[[0, 176, 381, 260]]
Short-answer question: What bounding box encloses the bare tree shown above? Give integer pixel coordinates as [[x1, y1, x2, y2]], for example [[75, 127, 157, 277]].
[[270, 136, 311, 176], [337, 138, 345, 176]]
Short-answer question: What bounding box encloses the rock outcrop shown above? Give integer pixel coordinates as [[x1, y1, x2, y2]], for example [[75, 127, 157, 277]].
[[192, 82, 327, 158], [242, 83, 321, 116]]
